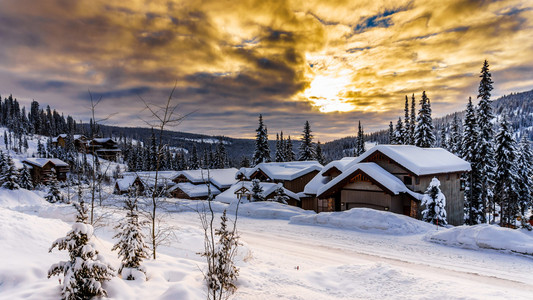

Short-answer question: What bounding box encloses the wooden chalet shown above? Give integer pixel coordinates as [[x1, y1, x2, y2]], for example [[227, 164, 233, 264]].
[[22, 158, 70, 185], [87, 138, 121, 161], [237, 161, 322, 194], [302, 145, 471, 226], [169, 168, 238, 200], [215, 181, 300, 206], [52, 134, 88, 151]]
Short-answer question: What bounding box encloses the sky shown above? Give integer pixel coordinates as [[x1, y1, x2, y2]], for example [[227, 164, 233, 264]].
[[0, 0, 532, 141]]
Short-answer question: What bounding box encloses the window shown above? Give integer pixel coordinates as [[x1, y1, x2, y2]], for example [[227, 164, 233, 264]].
[[403, 176, 412, 185]]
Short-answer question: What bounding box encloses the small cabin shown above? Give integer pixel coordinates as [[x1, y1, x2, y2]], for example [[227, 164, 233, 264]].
[[22, 158, 69, 185], [216, 181, 300, 206]]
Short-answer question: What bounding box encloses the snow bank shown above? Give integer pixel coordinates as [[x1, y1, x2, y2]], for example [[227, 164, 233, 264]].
[[426, 224, 533, 255], [0, 188, 49, 208], [290, 208, 434, 235], [229, 201, 315, 220]]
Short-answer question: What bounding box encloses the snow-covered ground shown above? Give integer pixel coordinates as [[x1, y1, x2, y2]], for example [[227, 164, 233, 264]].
[[1, 189, 533, 299]]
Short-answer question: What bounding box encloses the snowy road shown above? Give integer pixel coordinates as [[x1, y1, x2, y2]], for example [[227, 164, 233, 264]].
[[174, 211, 533, 299]]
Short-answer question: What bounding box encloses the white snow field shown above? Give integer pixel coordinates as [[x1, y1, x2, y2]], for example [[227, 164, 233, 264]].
[[1, 189, 533, 300]]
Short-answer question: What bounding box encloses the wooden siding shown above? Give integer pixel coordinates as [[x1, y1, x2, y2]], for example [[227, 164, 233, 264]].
[[283, 170, 320, 193], [415, 174, 465, 226]]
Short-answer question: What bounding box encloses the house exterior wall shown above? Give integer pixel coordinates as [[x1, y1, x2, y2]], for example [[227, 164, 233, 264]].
[[283, 170, 320, 193]]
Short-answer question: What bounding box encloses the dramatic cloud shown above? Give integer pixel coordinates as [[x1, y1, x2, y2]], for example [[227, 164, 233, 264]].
[[0, 0, 532, 140]]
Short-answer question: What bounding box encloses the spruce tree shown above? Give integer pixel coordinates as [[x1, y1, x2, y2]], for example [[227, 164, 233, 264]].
[[298, 121, 316, 161], [315, 141, 326, 165], [285, 136, 295, 161], [189, 144, 200, 169], [251, 179, 264, 202], [48, 200, 115, 300], [45, 173, 63, 203], [355, 121, 365, 156], [409, 94, 416, 145], [516, 135, 533, 216], [275, 133, 284, 162], [421, 178, 448, 226], [476, 60, 496, 222], [252, 115, 271, 165], [494, 116, 519, 226], [279, 132, 285, 162], [414, 91, 435, 148], [388, 121, 394, 144], [393, 117, 405, 145], [403, 95, 410, 143], [439, 127, 448, 150], [462, 97, 484, 224], [112, 197, 149, 280], [1, 155, 20, 190], [449, 113, 462, 155], [272, 186, 289, 204], [20, 165, 34, 190]]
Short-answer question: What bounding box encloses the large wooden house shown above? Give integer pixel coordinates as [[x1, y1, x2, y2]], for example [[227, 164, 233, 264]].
[[301, 145, 471, 226], [22, 158, 70, 185], [236, 161, 322, 194], [87, 138, 121, 161]]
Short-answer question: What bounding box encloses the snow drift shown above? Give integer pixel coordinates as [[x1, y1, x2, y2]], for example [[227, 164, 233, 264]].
[[290, 208, 434, 235], [229, 201, 315, 220], [426, 224, 533, 255]]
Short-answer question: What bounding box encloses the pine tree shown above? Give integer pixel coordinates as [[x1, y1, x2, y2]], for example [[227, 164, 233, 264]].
[[421, 177, 448, 226], [20, 165, 34, 190], [45, 173, 63, 203], [315, 141, 326, 165], [494, 116, 519, 226], [393, 117, 405, 145], [476, 60, 496, 223], [251, 179, 264, 202], [272, 186, 289, 204], [112, 197, 149, 280], [285, 136, 295, 161], [403, 95, 410, 143], [388, 121, 394, 144], [516, 135, 533, 216], [275, 133, 284, 162], [439, 127, 448, 150], [252, 115, 271, 165], [239, 156, 250, 168], [298, 121, 316, 161], [189, 144, 200, 169], [414, 91, 435, 148], [449, 113, 462, 155], [48, 200, 114, 300], [214, 137, 228, 169], [462, 97, 483, 225], [409, 94, 416, 145], [1, 155, 20, 190], [355, 121, 365, 156]]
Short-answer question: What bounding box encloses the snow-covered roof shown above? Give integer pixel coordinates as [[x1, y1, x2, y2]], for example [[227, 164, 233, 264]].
[[215, 181, 299, 204], [92, 138, 115, 143], [246, 161, 323, 181], [132, 171, 179, 188], [115, 175, 137, 192], [23, 158, 69, 168], [303, 157, 357, 195], [317, 162, 423, 200], [168, 182, 221, 198], [354, 145, 471, 176], [235, 167, 254, 179], [173, 168, 238, 189]]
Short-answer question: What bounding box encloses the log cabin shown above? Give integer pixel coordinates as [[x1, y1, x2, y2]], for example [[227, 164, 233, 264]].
[[302, 145, 471, 226], [22, 158, 70, 185]]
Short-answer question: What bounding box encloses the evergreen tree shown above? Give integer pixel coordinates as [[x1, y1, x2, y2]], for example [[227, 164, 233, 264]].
[[1, 155, 19, 190], [45, 173, 63, 203], [189, 144, 200, 169], [315, 141, 326, 165], [285, 136, 295, 161], [48, 200, 115, 300], [439, 127, 448, 150], [449, 113, 462, 155], [252, 115, 271, 165], [298, 121, 316, 161], [462, 97, 484, 224], [516, 135, 533, 216], [414, 91, 435, 148], [476, 60, 496, 223], [421, 178, 448, 226], [251, 179, 264, 202], [20, 165, 34, 190], [494, 116, 519, 226], [355, 121, 365, 156], [112, 197, 149, 280], [275, 133, 284, 162], [409, 94, 416, 145], [393, 117, 405, 145], [403, 95, 410, 143], [272, 186, 289, 204], [239, 156, 251, 168], [214, 137, 228, 169], [388, 121, 394, 144]]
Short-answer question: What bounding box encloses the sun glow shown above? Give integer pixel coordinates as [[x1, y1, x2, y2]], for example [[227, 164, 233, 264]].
[[303, 72, 355, 113]]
